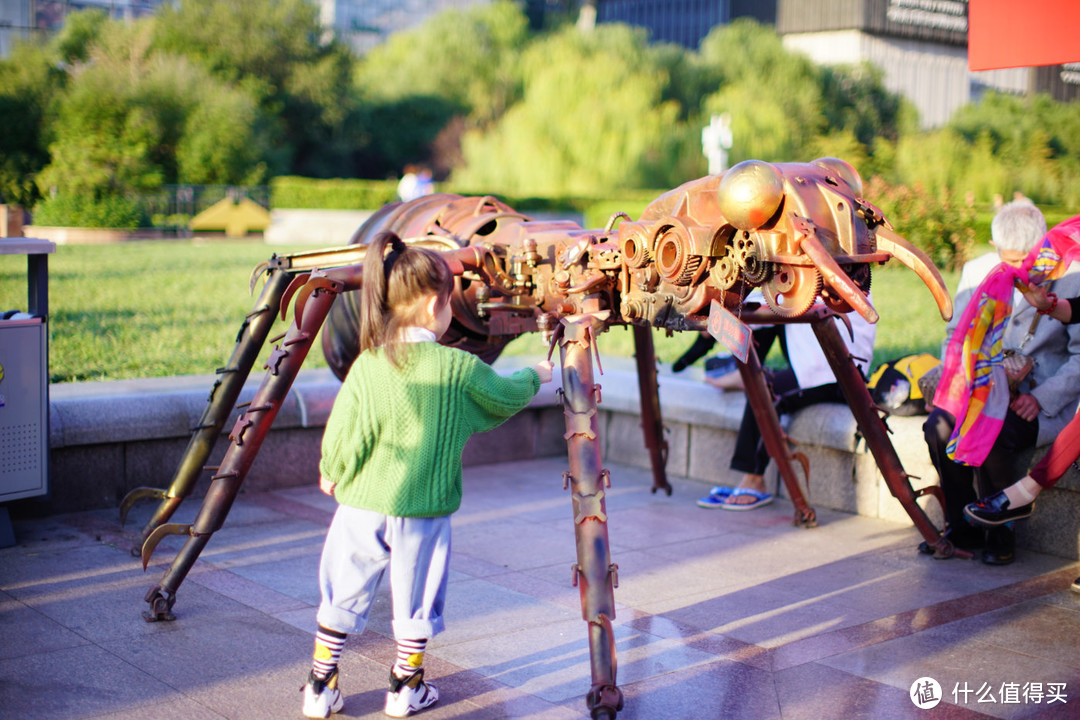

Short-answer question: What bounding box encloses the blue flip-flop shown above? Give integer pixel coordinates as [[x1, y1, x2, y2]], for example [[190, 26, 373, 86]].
[[696, 485, 735, 508], [719, 487, 773, 511]]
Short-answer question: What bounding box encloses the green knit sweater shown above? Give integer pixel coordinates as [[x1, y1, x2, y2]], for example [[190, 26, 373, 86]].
[[320, 342, 541, 517]]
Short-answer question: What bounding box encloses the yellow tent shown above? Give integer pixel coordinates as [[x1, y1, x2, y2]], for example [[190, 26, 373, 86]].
[[189, 197, 270, 238]]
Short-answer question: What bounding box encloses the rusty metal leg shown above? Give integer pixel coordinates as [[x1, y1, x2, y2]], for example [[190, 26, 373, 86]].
[[121, 269, 293, 554], [736, 349, 817, 527], [810, 317, 968, 558], [142, 273, 344, 620], [558, 315, 623, 719], [631, 325, 670, 495]]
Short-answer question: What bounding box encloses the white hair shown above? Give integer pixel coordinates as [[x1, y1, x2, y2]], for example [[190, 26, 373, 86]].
[[991, 201, 1047, 253]]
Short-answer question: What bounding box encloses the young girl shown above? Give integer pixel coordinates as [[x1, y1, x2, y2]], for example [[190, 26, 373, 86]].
[[302, 231, 554, 718]]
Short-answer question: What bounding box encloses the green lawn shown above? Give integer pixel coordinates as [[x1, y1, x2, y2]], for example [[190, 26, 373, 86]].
[[0, 238, 961, 383]]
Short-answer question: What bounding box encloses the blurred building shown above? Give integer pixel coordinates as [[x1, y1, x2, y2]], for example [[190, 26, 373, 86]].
[[3, 0, 1075, 129], [777, 0, 1079, 127], [317, 0, 491, 54], [542, 0, 773, 50], [0, 0, 159, 56]]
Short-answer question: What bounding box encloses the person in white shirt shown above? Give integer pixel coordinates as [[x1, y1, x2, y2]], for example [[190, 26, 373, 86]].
[[696, 299, 876, 510]]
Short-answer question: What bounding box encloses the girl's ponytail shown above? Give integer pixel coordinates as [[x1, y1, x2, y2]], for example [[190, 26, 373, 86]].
[[358, 231, 453, 366]]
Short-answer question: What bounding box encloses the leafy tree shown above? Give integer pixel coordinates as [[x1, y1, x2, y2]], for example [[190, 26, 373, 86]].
[[352, 0, 531, 176], [355, 0, 530, 128], [152, 0, 358, 177], [0, 42, 64, 206], [35, 12, 274, 216], [453, 23, 685, 196], [696, 21, 905, 178], [820, 62, 911, 147], [948, 91, 1080, 205], [698, 19, 826, 164]]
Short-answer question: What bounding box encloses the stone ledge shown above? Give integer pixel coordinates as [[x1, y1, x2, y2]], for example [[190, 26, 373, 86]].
[[596, 366, 1080, 561], [25, 358, 1080, 559]]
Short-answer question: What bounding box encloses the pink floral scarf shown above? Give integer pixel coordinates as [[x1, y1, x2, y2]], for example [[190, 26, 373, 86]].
[[933, 215, 1080, 465]]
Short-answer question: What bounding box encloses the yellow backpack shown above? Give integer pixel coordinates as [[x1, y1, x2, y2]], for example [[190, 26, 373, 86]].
[[867, 353, 942, 416]]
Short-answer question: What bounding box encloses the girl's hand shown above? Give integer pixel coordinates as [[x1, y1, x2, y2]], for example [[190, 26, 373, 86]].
[[533, 360, 554, 384], [319, 475, 337, 496]]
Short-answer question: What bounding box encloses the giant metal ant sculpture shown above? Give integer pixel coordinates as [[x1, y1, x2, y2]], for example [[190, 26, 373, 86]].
[[121, 158, 955, 719]]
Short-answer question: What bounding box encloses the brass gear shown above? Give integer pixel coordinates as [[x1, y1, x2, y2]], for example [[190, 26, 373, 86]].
[[709, 254, 739, 290], [737, 236, 771, 284], [762, 264, 822, 317]]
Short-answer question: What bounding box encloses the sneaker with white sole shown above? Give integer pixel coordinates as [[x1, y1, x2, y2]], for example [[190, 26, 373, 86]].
[[302, 669, 344, 718], [384, 668, 438, 717]]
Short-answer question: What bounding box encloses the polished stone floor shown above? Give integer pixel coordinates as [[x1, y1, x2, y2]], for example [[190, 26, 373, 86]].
[[2, 457, 1078, 719]]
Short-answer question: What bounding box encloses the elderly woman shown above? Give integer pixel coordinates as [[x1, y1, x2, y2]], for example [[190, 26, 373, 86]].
[[923, 203, 1080, 566]]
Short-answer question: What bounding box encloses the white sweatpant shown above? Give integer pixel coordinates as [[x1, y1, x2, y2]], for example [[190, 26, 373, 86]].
[[316, 505, 451, 640]]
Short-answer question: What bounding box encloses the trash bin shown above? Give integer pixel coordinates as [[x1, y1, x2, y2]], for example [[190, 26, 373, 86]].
[[0, 237, 55, 546]]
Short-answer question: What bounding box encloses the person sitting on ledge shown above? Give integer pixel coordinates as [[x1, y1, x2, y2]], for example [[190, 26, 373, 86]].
[[965, 280, 1080, 592], [688, 300, 875, 511], [924, 204, 1080, 566]]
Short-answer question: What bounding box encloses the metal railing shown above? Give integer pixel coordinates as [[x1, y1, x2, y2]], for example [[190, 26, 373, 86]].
[[137, 184, 270, 230]]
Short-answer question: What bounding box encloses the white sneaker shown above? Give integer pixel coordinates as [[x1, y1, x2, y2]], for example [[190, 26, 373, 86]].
[[384, 669, 439, 717], [302, 669, 344, 718]]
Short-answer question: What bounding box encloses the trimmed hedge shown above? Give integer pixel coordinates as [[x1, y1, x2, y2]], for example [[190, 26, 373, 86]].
[[270, 176, 401, 210], [31, 194, 143, 229]]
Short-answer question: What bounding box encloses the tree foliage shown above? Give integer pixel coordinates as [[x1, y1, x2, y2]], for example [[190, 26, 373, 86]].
[[152, 0, 357, 178], [352, 0, 531, 176], [354, 0, 529, 127], [453, 23, 684, 196], [2, 2, 1079, 235], [34, 11, 272, 207], [0, 44, 58, 206]]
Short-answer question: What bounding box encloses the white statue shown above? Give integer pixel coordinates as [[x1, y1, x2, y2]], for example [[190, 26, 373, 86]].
[[702, 113, 733, 175]]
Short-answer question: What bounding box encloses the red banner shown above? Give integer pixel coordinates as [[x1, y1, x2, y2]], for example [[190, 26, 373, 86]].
[[969, 0, 1080, 71]]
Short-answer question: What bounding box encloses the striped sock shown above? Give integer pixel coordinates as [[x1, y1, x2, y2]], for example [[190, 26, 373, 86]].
[[312, 625, 347, 680], [392, 638, 428, 679]]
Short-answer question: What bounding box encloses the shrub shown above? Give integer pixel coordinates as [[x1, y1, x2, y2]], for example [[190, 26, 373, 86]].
[[270, 176, 399, 209], [864, 177, 975, 272], [32, 193, 143, 229]]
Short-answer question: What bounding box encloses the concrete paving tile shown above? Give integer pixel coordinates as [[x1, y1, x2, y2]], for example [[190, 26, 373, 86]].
[[269, 484, 339, 514], [416, 663, 587, 719], [642, 582, 881, 649], [452, 515, 578, 572], [479, 567, 583, 613], [562, 547, 744, 607], [205, 540, 322, 603], [99, 614, 312, 691], [0, 540, 138, 591], [437, 577, 582, 647], [189, 567, 314, 615], [613, 659, 780, 720], [0, 592, 90, 660], [7, 455, 1080, 718], [625, 612, 772, 671], [194, 518, 327, 568], [449, 550, 518, 579], [774, 660, 989, 720], [433, 616, 717, 705], [605, 500, 743, 552], [272, 604, 319, 635], [820, 623, 1079, 719], [81, 698, 227, 720], [0, 644, 177, 719], [8, 557, 269, 643], [456, 488, 573, 526], [945, 601, 1080, 671]]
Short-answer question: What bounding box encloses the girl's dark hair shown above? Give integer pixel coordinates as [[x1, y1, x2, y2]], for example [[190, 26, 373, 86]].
[[359, 231, 453, 366]]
